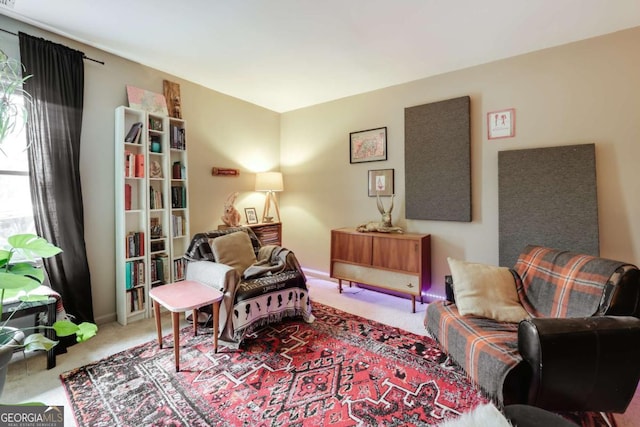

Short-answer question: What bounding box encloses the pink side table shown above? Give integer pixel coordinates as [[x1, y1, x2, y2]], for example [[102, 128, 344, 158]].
[[149, 280, 224, 372]]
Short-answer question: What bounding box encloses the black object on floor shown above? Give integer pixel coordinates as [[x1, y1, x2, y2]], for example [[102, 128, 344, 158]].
[[504, 405, 579, 427]]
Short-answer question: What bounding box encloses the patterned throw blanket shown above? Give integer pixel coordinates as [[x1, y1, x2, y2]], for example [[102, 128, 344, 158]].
[[513, 245, 632, 318], [185, 229, 313, 343]]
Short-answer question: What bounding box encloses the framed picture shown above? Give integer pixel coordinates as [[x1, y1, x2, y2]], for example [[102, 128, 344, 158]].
[[244, 207, 258, 224], [368, 169, 394, 197], [487, 108, 515, 140], [350, 127, 387, 163], [126, 85, 169, 115]]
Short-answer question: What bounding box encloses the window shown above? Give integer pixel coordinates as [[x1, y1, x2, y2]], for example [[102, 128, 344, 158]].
[[0, 46, 35, 250], [0, 116, 35, 246]]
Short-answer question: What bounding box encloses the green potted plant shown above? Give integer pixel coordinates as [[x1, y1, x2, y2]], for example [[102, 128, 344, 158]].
[[0, 234, 98, 396]]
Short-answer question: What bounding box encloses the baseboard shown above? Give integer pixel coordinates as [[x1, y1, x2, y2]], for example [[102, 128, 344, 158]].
[[302, 267, 332, 281], [95, 312, 116, 325]]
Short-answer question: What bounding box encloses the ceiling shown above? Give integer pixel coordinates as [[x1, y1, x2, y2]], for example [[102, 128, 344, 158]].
[[2, 1, 640, 113]]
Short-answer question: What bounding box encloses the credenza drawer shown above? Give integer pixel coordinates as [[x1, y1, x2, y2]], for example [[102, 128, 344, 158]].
[[332, 262, 421, 296]]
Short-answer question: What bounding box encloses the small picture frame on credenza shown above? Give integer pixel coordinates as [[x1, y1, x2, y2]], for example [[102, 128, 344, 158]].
[[245, 207, 258, 225], [368, 169, 394, 197]]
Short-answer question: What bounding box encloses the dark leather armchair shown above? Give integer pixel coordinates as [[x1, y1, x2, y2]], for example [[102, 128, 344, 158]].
[[517, 265, 640, 413], [519, 316, 640, 412]]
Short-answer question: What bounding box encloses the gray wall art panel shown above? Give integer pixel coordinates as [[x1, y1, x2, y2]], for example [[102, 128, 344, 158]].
[[498, 143, 599, 267], [405, 96, 471, 221]]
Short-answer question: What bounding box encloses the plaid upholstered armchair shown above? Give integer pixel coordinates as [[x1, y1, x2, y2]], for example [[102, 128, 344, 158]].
[[184, 227, 314, 345], [426, 245, 640, 413]]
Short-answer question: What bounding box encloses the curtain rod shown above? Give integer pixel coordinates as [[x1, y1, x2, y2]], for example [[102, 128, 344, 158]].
[[1, 27, 105, 65]]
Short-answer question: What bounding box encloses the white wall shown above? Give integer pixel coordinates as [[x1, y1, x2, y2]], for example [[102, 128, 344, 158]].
[[280, 27, 640, 296]]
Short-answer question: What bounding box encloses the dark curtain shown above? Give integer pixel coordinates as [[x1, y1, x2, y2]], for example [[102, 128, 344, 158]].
[[19, 32, 94, 324]]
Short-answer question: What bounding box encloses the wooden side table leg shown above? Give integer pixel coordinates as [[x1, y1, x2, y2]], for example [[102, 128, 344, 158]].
[[212, 301, 220, 353], [338, 279, 343, 293], [411, 296, 416, 314], [172, 311, 180, 372], [153, 300, 163, 349], [192, 309, 198, 336]]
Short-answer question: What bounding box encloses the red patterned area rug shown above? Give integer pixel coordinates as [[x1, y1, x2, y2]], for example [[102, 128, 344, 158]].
[[60, 303, 613, 426]]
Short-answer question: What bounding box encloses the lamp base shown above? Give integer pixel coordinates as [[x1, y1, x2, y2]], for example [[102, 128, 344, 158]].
[[261, 191, 281, 224]]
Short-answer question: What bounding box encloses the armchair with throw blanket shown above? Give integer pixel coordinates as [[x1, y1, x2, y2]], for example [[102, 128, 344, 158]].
[[425, 245, 640, 413], [184, 227, 314, 344]]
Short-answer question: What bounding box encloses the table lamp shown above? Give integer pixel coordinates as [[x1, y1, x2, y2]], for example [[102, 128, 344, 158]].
[[255, 171, 283, 223]]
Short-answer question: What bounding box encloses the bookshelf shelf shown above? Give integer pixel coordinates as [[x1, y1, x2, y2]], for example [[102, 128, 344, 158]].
[[115, 106, 189, 325]]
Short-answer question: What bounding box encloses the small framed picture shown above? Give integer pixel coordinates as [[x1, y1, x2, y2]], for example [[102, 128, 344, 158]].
[[487, 109, 515, 139], [368, 169, 394, 197], [244, 207, 258, 224], [350, 127, 387, 163]]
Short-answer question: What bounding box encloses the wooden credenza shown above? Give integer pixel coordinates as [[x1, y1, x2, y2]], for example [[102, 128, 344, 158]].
[[330, 228, 431, 312]]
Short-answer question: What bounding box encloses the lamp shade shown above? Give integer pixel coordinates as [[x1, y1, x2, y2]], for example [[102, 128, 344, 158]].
[[255, 172, 283, 192]]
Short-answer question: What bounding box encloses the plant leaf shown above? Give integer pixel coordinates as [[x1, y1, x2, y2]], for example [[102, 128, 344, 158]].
[[0, 271, 41, 291], [51, 320, 79, 337], [0, 249, 10, 267], [23, 333, 58, 352], [7, 234, 62, 258], [7, 262, 45, 282], [75, 322, 98, 342]]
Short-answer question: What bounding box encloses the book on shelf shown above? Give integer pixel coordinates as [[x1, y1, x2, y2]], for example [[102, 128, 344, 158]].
[[124, 150, 135, 178], [171, 214, 184, 237], [125, 259, 145, 289], [150, 253, 170, 285], [125, 122, 143, 143], [130, 288, 137, 311], [169, 124, 186, 150], [128, 287, 146, 313], [171, 186, 187, 208], [124, 183, 132, 210], [126, 231, 145, 258], [137, 287, 145, 311], [172, 161, 185, 179], [173, 258, 185, 281], [125, 261, 132, 289], [150, 240, 165, 252], [135, 153, 145, 177], [149, 186, 164, 209]]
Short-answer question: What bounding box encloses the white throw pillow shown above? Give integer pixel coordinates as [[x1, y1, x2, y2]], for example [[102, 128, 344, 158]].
[[447, 257, 529, 323], [210, 231, 257, 276]]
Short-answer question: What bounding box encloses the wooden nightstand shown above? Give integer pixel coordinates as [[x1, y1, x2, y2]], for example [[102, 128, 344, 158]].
[[217, 222, 282, 246], [247, 222, 282, 246]]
